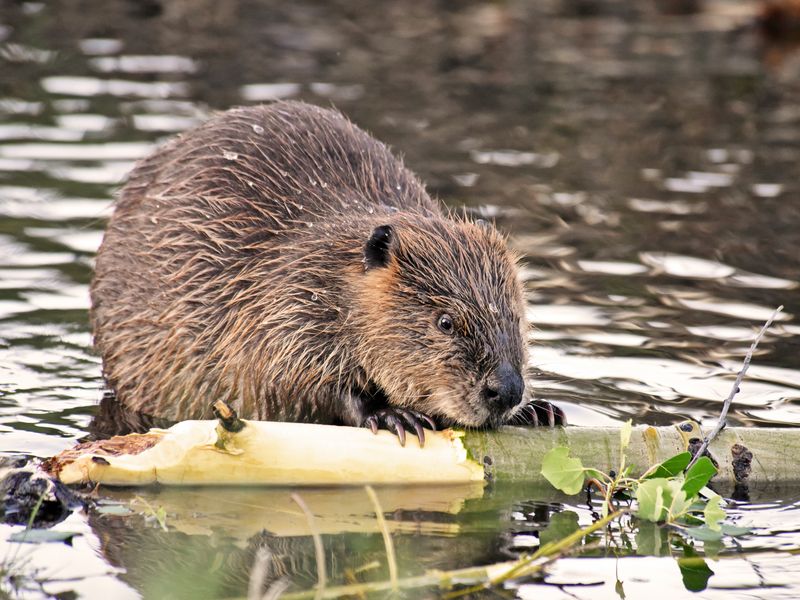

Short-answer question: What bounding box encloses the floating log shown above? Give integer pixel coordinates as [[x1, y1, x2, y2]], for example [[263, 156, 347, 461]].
[[43, 415, 798, 492]]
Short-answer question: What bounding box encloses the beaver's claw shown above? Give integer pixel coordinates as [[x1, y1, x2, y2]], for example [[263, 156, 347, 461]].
[[518, 400, 567, 427], [362, 407, 437, 447]]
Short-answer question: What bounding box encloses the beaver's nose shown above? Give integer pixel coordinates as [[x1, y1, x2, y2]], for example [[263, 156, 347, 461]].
[[483, 362, 524, 411]]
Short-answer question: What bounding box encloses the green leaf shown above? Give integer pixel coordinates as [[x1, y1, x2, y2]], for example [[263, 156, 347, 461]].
[[636, 478, 668, 522], [541, 447, 586, 495], [9, 529, 80, 544], [678, 556, 714, 592], [720, 524, 752, 537], [636, 477, 691, 524], [618, 419, 632, 473], [635, 521, 667, 556], [685, 526, 724, 542], [155, 506, 168, 531], [682, 457, 717, 498], [620, 419, 632, 453], [644, 452, 691, 480], [703, 538, 723, 559], [539, 510, 580, 547], [703, 493, 725, 531], [664, 479, 692, 522], [615, 579, 626, 599]]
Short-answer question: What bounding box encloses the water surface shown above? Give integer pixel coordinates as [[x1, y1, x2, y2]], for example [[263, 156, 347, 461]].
[[1, 1, 799, 598]]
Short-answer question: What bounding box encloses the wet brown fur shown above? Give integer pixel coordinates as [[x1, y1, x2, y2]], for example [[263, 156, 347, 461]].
[[91, 101, 529, 427]]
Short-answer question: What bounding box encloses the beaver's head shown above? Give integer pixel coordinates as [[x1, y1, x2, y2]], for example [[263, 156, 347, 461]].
[[353, 214, 529, 428]]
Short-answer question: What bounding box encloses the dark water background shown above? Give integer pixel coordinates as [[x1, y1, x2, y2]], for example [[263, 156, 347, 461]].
[[1, 1, 800, 598]]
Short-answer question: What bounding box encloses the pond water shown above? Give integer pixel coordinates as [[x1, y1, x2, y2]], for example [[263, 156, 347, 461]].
[[1, 0, 799, 598]]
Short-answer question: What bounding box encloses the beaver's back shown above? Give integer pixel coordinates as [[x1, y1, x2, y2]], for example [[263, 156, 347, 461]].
[[116, 102, 436, 224], [91, 102, 437, 418]]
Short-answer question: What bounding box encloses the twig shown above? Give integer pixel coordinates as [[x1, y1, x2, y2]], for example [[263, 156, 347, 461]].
[[364, 485, 398, 592], [686, 305, 783, 470], [247, 548, 269, 600], [247, 548, 290, 600], [236, 512, 619, 600], [275, 566, 501, 600], [261, 579, 290, 600], [443, 511, 622, 599], [343, 561, 380, 600], [291, 493, 327, 600]]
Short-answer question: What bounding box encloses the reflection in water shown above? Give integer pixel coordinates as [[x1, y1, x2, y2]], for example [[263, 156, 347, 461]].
[[1, 0, 800, 597], [85, 485, 486, 597]]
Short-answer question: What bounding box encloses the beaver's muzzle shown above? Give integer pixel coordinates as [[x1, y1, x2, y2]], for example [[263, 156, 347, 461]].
[[482, 361, 524, 413]]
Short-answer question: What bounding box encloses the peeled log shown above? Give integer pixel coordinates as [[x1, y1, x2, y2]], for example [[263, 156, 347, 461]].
[[46, 420, 484, 487], [45, 418, 798, 491]]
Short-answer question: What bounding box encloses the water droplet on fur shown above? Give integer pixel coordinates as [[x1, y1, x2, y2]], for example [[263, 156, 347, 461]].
[[252, 124, 264, 134], [223, 151, 238, 161], [319, 181, 328, 189], [389, 206, 399, 213], [489, 303, 498, 314], [309, 178, 317, 186], [306, 222, 313, 228], [396, 185, 401, 190], [311, 292, 319, 301], [279, 170, 289, 177], [367, 207, 374, 214]]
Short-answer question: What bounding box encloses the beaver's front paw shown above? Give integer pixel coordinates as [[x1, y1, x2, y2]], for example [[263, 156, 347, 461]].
[[362, 407, 437, 447], [516, 400, 567, 427]]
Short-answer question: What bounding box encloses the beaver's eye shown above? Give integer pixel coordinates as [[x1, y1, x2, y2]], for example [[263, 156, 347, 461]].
[[437, 313, 454, 335]]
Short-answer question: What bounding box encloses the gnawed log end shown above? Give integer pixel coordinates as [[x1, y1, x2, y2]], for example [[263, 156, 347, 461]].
[[42, 433, 164, 479]]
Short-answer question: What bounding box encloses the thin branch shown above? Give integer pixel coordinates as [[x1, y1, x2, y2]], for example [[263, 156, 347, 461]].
[[364, 485, 398, 592], [291, 493, 327, 600], [228, 511, 618, 600], [686, 305, 783, 471]]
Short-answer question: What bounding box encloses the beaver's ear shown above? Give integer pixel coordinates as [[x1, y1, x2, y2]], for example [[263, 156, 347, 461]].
[[364, 224, 394, 269]]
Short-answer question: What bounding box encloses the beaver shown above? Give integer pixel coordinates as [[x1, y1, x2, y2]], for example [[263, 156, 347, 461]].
[[90, 101, 564, 445]]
